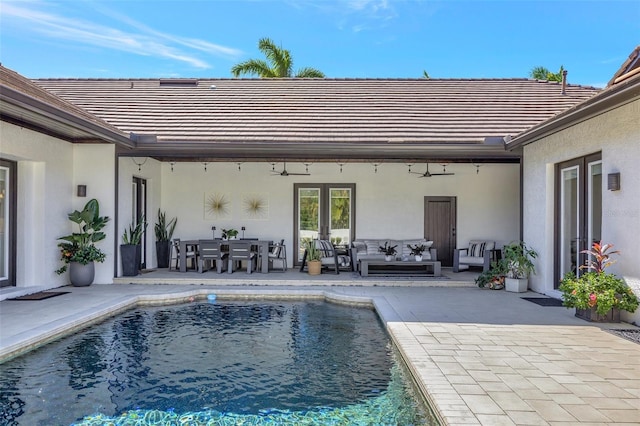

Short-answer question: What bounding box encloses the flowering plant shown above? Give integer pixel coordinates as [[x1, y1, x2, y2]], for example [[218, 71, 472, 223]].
[[55, 199, 110, 274], [559, 241, 638, 315]]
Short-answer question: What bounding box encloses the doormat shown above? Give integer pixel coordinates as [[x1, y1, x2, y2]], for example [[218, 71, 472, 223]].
[[8, 291, 70, 301], [521, 297, 563, 307]]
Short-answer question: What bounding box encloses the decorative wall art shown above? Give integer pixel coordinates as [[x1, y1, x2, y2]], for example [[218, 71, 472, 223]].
[[242, 193, 269, 219], [204, 193, 231, 219]]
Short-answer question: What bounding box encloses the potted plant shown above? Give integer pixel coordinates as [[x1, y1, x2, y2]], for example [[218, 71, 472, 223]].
[[502, 241, 537, 293], [121, 215, 147, 277], [55, 198, 110, 286], [305, 239, 322, 275], [475, 260, 508, 290], [154, 209, 177, 268], [379, 242, 398, 261], [222, 228, 239, 240], [560, 241, 638, 322], [408, 243, 427, 261]]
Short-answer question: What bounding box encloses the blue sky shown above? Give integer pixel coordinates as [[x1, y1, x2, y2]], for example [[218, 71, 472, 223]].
[[1, 0, 638, 87]]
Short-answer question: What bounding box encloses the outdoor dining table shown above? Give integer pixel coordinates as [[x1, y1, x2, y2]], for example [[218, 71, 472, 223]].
[[179, 239, 271, 273]]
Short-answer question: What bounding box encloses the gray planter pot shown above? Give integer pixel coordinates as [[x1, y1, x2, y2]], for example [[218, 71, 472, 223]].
[[121, 244, 141, 277], [575, 307, 621, 323], [505, 277, 528, 293], [156, 241, 171, 268], [69, 261, 95, 287]]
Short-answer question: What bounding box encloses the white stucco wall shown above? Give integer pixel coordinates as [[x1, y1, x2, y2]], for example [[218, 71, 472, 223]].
[[1, 121, 117, 287], [523, 99, 640, 324], [117, 156, 162, 274], [139, 161, 521, 268]]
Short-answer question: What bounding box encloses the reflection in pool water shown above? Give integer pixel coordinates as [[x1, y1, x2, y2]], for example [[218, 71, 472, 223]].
[[0, 300, 435, 425]]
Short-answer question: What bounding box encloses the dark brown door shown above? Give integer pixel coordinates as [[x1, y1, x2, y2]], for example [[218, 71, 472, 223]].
[[424, 197, 456, 267]]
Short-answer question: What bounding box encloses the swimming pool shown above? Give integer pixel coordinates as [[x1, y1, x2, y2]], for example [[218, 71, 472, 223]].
[[0, 299, 436, 425]]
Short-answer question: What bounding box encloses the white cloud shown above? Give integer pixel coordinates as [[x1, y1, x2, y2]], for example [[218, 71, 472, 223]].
[[1, 2, 243, 69]]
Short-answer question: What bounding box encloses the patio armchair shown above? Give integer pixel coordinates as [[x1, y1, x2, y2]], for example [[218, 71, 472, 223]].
[[267, 239, 287, 272], [198, 240, 228, 273], [169, 238, 198, 271], [453, 240, 495, 272]]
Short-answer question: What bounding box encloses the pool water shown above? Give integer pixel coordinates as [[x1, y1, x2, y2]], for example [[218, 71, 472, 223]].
[[0, 300, 434, 425]]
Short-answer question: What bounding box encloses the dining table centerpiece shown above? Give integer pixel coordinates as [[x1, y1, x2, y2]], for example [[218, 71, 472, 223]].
[[559, 241, 638, 322]]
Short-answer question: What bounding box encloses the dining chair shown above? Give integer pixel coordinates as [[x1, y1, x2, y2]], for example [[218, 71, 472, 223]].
[[169, 238, 198, 271], [268, 239, 287, 272], [227, 241, 258, 274], [198, 240, 228, 273]]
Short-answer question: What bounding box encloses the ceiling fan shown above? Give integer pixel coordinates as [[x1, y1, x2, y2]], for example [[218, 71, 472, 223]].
[[271, 162, 310, 177], [409, 163, 455, 178]]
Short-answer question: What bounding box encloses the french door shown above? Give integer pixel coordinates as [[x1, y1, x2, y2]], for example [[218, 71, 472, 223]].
[[294, 184, 355, 265], [555, 153, 602, 286], [132, 177, 147, 270], [0, 159, 16, 287]]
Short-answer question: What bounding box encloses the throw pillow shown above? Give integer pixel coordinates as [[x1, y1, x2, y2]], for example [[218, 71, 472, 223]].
[[469, 241, 486, 257], [365, 240, 381, 255]]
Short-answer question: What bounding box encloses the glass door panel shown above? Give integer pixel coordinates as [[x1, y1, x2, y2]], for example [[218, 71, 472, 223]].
[[588, 161, 602, 249], [0, 166, 7, 283], [560, 166, 579, 277], [297, 188, 320, 261], [329, 188, 352, 247], [0, 159, 15, 287]]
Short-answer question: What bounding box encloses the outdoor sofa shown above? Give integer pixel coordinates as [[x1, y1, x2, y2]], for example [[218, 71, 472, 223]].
[[350, 238, 437, 272]]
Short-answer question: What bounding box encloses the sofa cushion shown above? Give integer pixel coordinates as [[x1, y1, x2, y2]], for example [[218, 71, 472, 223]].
[[459, 255, 485, 265], [352, 241, 366, 253], [364, 240, 381, 255]]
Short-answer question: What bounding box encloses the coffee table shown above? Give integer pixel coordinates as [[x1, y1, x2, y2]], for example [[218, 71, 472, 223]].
[[359, 259, 442, 277]]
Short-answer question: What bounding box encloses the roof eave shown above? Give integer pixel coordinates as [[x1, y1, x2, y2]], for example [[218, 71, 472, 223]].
[[125, 140, 520, 163], [0, 85, 135, 148]]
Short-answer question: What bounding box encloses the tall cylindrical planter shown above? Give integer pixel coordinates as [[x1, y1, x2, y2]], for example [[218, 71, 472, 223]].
[[156, 241, 171, 268], [69, 261, 95, 287], [121, 244, 141, 277]]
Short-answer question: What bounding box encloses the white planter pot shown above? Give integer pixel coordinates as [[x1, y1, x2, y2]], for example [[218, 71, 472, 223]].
[[414, 255, 423, 262], [505, 277, 528, 293], [385, 255, 394, 262]]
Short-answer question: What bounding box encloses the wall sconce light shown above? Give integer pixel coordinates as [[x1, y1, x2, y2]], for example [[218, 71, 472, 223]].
[[77, 185, 87, 197], [608, 172, 621, 191]]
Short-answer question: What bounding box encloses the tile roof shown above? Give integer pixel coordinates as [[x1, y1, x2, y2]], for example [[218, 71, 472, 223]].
[[35, 78, 599, 144]]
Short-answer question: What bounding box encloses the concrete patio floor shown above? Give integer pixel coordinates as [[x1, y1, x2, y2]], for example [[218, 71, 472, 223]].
[[1, 272, 639, 425]]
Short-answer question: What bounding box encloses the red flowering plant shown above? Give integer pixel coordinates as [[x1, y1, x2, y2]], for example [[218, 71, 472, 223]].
[[559, 241, 638, 315]]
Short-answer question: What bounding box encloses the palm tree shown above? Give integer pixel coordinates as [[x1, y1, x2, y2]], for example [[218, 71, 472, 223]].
[[529, 65, 565, 82], [231, 37, 325, 78]]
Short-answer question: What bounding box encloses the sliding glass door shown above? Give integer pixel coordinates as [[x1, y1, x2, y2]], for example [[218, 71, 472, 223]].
[[556, 153, 601, 286], [294, 184, 355, 264], [132, 177, 147, 270], [0, 159, 16, 287]]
